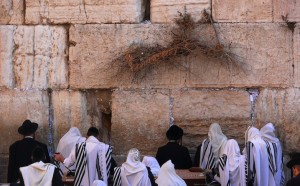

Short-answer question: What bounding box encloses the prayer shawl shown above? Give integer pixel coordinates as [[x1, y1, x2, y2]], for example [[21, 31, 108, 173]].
[[208, 123, 228, 162], [260, 123, 285, 186], [142, 156, 160, 177], [155, 160, 187, 186], [20, 161, 55, 186], [199, 138, 215, 170], [245, 127, 269, 186], [56, 127, 86, 173], [217, 139, 246, 186], [92, 180, 107, 186], [113, 148, 152, 186], [64, 136, 112, 186]]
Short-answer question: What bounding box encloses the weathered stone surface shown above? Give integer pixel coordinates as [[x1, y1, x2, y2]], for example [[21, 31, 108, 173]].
[[0, 154, 9, 183], [151, 0, 210, 23], [274, 0, 300, 22], [0, 25, 68, 89], [0, 89, 49, 153], [111, 90, 170, 156], [255, 88, 300, 153], [172, 89, 250, 150], [69, 24, 187, 89], [189, 23, 293, 87], [0, 0, 24, 24], [0, 26, 14, 88], [212, 0, 272, 22], [25, 0, 144, 24], [52, 90, 112, 149], [294, 26, 300, 87]]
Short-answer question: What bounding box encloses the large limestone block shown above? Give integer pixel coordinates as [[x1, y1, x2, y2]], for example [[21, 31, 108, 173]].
[[0, 25, 68, 89], [172, 89, 250, 149], [274, 0, 300, 22], [212, 0, 272, 22], [294, 26, 300, 87], [255, 88, 300, 153], [0, 26, 14, 88], [26, 0, 144, 24], [52, 90, 112, 149], [151, 0, 210, 23], [0, 89, 49, 153], [0, 0, 24, 24], [111, 90, 170, 156], [189, 23, 293, 87], [69, 24, 187, 89]]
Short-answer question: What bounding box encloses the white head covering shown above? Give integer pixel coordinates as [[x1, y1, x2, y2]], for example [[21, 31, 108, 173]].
[[155, 160, 187, 186], [260, 123, 279, 143], [208, 123, 228, 160], [120, 148, 152, 186], [142, 156, 160, 177], [92, 180, 107, 186], [246, 127, 269, 186], [56, 127, 85, 173]]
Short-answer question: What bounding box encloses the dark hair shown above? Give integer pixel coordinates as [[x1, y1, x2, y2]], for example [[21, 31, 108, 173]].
[[32, 146, 46, 162], [166, 125, 183, 140], [87, 127, 99, 137]]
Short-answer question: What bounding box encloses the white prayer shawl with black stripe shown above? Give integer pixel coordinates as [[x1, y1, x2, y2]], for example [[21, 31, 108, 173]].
[[246, 127, 269, 186], [217, 139, 246, 186], [63, 136, 112, 186], [199, 138, 215, 170], [208, 123, 228, 163], [142, 156, 160, 177], [260, 123, 285, 186]]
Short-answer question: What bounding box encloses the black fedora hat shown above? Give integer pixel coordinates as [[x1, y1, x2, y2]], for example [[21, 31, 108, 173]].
[[18, 120, 38, 135], [287, 153, 300, 169], [166, 125, 183, 140]]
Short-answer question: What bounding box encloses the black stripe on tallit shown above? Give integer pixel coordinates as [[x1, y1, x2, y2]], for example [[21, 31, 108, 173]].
[[74, 142, 87, 186], [113, 167, 121, 186]]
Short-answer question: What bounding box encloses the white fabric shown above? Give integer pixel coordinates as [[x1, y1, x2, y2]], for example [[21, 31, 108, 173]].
[[217, 139, 246, 186], [120, 148, 152, 186], [92, 180, 107, 186], [20, 161, 55, 186], [155, 160, 187, 186], [56, 127, 86, 173], [199, 138, 215, 170], [208, 123, 228, 161], [142, 156, 160, 177], [64, 136, 110, 186], [246, 127, 270, 186], [260, 123, 284, 186]]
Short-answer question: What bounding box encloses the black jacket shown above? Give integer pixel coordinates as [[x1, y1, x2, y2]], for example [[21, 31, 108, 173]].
[[286, 174, 300, 186], [7, 138, 50, 183], [156, 142, 192, 169]]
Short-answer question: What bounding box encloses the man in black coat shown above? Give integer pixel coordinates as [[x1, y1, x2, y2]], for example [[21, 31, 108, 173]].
[[286, 153, 300, 186], [7, 120, 50, 183], [155, 125, 192, 169]]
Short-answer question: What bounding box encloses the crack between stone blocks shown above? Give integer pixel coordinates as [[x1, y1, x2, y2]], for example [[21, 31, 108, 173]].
[[82, 0, 88, 23]]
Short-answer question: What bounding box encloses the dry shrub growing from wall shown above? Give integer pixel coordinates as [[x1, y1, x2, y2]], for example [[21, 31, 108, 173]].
[[111, 10, 241, 83]]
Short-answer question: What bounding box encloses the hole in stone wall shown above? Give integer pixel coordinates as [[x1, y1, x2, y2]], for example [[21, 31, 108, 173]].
[[143, 0, 150, 21]]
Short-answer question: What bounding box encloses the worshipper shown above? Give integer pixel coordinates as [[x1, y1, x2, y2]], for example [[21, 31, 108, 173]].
[[55, 127, 86, 174], [208, 123, 228, 163], [8, 120, 50, 183], [54, 127, 113, 186], [286, 153, 300, 186], [155, 125, 192, 169], [260, 123, 285, 186], [142, 156, 160, 177], [113, 148, 156, 186], [19, 146, 63, 186], [215, 139, 246, 186], [155, 160, 187, 186], [245, 127, 269, 186]]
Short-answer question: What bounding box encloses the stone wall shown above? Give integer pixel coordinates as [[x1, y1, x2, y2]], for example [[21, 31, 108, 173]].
[[1, 0, 300, 182]]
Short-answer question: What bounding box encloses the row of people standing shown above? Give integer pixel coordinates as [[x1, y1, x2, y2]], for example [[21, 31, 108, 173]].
[[196, 122, 285, 186]]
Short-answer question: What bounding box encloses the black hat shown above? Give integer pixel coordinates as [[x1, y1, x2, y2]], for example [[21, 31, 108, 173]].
[[18, 120, 38, 135], [287, 153, 300, 169], [166, 125, 183, 140]]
